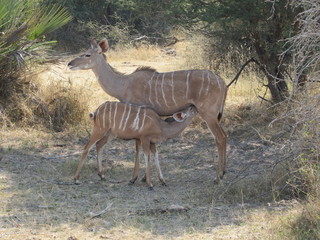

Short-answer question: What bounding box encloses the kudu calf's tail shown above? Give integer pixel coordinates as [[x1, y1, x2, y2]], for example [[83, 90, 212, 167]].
[[89, 112, 95, 120]]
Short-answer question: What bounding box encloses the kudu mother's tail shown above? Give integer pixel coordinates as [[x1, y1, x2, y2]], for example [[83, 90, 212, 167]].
[[218, 86, 228, 122]]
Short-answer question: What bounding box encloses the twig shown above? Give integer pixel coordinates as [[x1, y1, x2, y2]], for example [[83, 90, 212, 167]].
[[258, 95, 272, 103], [227, 58, 256, 88], [86, 202, 113, 221]]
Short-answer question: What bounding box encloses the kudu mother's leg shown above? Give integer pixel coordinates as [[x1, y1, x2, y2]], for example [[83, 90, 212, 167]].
[[200, 111, 227, 184], [95, 132, 114, 180]]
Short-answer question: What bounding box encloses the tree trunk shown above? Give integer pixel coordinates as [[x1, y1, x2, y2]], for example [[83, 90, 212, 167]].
[[266, 67, 288, 103]]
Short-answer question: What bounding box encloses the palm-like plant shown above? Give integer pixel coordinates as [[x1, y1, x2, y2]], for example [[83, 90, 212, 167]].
[[0, 0, 71, 63], [0, 0, 72, 98]]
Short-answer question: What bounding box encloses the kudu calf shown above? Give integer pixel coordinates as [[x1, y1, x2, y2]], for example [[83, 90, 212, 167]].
[[68, 39, 227, 183], [74, 102, 197, 189]]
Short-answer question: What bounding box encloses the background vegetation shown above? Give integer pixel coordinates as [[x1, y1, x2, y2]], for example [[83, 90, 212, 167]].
[[0, 0, 319, 239]]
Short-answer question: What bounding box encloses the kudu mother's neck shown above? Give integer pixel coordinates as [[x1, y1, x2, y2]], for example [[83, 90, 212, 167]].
[[91, 57, 127, 99]]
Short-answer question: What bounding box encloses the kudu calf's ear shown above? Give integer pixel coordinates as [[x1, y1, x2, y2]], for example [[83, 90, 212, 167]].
[[173, 112, 186, 122], [98, 39, 108, 52]]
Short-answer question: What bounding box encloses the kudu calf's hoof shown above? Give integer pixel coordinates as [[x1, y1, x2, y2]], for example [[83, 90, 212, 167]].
[[98, 173, 106, 181], [214, 176, 223, 184], [214, 170, 227, 184], [74, 179, 81, 185], [100, 176, 106, 181], [160, 181, 167, 186], [148, 186, 154, 191]]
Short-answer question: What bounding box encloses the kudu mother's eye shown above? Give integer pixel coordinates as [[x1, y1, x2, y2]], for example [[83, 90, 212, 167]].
[[85, 54, 91, 57]]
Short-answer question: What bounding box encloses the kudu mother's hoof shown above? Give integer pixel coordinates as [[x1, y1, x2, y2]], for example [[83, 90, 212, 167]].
[[148, 186, 154, 191], [128, 176, 138, 185], [128, 180, 135, 185]]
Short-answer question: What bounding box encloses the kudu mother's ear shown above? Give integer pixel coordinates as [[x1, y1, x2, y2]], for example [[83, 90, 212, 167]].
[[98, 39, 108, 52], [173, 112, 186, 122]]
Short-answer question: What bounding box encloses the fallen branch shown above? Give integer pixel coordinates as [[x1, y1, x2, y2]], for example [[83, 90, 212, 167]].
[[87, 202, 113, 221], [44, 152, 82, 159], [130, 35, 183, 47], [136, 204, 189, 215]]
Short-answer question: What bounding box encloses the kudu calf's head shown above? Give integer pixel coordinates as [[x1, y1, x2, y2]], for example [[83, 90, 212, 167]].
[[68, 39, 108, 70], [171, 105, 197, 122]]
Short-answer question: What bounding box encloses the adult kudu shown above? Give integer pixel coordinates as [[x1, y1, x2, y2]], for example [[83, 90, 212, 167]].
[[68, 39, 228, 183]]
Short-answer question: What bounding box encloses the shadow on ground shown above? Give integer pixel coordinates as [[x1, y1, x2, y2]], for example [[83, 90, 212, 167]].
[[0, 122, 289, 239]]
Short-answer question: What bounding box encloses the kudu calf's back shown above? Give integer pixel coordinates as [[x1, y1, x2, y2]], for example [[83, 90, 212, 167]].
[[74, 101, 197, 189]]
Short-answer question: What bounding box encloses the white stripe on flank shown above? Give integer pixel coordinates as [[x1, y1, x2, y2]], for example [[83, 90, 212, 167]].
[[206, 70, 211, 95], [113, 102, 118, 129], [171, 72, 177, 106], [96, 104, 101, 128], [154, 74, 161, 107], [118, 103, 127, 129], [103, 103, 107, 128], [109, 102, 112, 128], [122, 104, 132, 131], [199, 71, 205, 97], [215, 73, 221, 89], [161, 73, 169, 107], [139, 108, 147, 130], [148, 72, 156, 106], [131, 107, 141, 130], [186, 71, 191, 98]]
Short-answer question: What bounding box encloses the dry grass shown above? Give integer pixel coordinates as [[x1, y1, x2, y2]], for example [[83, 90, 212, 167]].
[[1, 40, 319, 239]]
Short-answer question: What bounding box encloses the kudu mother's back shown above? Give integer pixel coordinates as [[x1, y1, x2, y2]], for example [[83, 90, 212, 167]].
[[68, 39, 228, 183]]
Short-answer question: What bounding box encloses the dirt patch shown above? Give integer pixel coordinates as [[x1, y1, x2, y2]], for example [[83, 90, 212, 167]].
[[0, 120, 293, 239]]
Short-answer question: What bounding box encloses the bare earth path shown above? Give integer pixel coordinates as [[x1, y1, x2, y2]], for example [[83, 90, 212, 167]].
[[0, 56, 294, 239]]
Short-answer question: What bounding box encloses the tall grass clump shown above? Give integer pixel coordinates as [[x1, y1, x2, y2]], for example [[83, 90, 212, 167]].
[[271, 85, 320, 239], [36, 78, 92, 132], [280, 89, 320, 198]]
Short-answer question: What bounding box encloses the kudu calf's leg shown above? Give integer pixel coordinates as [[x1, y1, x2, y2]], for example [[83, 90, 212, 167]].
[[141, 138, 153, 190], [200, 111, 227, 184], [150, 143, 166, 185], [74, 130, 105, 184], [130, 142, 166, 186], [95, 133, 114, 180], [129, 139, 141, 184]]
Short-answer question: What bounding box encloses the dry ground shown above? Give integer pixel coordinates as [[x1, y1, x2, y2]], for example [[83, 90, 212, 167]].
[[0, 45, 297, 239]]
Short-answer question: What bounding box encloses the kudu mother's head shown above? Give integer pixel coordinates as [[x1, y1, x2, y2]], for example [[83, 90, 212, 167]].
[[68, 39, 108, 70]]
